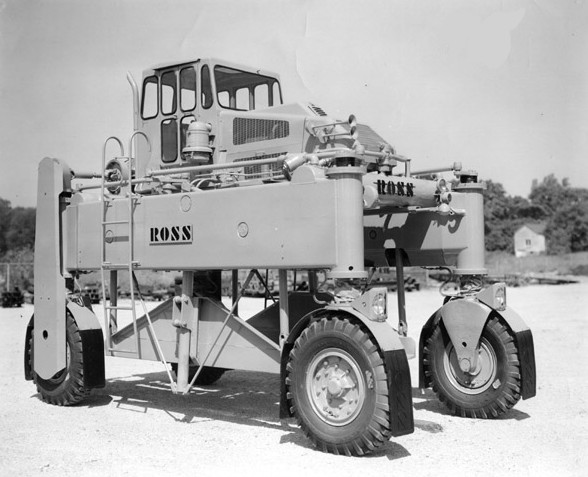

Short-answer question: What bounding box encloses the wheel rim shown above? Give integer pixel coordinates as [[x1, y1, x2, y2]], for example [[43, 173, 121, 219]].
[[305, 348, 366, 426], [443, 337, 498, 395]]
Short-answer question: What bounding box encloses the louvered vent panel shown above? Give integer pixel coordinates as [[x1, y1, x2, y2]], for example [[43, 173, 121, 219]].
[[233, 118, 289, 145], [308, 103, 328, 116]]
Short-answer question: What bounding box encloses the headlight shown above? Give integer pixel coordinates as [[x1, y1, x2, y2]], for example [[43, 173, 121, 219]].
[[495, 284, 506, 311], [476, 283, 507, 311], [372, 293, 387, 321], [350, 287, 388, 322]]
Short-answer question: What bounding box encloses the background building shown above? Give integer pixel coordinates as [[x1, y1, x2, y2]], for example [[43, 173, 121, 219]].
[[514, 223, 546, 257]]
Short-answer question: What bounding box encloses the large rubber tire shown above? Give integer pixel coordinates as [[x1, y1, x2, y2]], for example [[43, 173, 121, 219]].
[[26, 313, 90, 406], [171, 363, 226, 386], [423, 315, 521, 418], [286, 316, 393, 456]]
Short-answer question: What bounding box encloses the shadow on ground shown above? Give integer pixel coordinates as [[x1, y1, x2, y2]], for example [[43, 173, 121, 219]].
[[411, 387, 531, 421], [47, 369, 411, 459]]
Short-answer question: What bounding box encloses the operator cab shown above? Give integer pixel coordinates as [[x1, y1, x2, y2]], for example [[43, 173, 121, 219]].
[[136, 58, 283, 174]]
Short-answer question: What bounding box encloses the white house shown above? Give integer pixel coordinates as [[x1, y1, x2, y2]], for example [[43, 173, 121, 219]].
[[514, 223, 546, 258]]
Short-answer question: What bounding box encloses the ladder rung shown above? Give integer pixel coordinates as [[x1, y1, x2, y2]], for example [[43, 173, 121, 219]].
[[102, 262, 139, 270], [108, 348, 139, 355], [102, 219, 130, 225], [105, 305, 134, 311]]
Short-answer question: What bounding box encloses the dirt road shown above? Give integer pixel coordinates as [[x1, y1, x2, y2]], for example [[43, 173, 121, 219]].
[[1, 283, 587, 476]]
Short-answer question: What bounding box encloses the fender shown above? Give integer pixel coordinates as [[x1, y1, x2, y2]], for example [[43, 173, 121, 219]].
[[25, 301, 105, 388], [65, 301, 106, 389], [280, 306, 414, 437], [419, 301, 536, 400]]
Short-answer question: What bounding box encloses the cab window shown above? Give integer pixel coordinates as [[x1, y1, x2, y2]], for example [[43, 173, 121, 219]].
[[161, 118, 177, 163], [161, 71, 177, 115], [180, 67, 196, 112], [201, 65, 213, 109], [141, 76, 158, 119], [214, 65, 281, 111]]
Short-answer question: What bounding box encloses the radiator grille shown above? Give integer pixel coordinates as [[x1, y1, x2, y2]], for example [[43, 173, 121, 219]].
[[354, 124, 389, 152], [233, 118, 289, 145]]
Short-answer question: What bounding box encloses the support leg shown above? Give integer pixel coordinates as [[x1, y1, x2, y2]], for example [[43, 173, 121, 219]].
[[176, 271, 194, 393], [278, 269, 289, 349], [395, 248, 407, 336]]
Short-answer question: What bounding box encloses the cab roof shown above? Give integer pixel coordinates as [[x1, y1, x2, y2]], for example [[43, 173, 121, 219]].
[[145, 57, 280, 80]]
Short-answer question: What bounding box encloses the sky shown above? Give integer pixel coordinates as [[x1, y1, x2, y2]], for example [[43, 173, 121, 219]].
[[0, 0, 586, 207]]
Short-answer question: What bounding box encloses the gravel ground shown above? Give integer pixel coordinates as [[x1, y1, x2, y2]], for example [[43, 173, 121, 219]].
[[1, 282, 587, 476]]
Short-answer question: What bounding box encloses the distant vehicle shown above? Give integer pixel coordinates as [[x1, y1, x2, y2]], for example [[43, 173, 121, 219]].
[[2, 287, 24, 308], [150, 288, 173, 301], [82, 284, 101, 304]]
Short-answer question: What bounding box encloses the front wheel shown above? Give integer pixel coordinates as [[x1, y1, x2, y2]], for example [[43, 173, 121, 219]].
[[25, 313, 90, 406], [286, 316, 393, 456], [423, 315, 521, 418]]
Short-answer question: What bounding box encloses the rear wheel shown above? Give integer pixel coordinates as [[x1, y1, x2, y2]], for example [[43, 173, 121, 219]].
[[26, 313, 90, 405], [423, 315, 521, 418], [286, 316, 393, 456]]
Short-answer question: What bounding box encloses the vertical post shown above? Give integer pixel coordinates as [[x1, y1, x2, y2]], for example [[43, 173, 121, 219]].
[[308, 270, 317, 293], [231, 269, 239, 316], [6, 263, 9, 291], [176, 271, 194, 393], [106, 270, 118, 352], [278, 269, 289, 349], [33, 157, 70, 380], [395, 248, 407, 336]]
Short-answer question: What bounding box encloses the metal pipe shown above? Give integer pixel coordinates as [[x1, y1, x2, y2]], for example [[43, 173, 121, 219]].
[[128, 130, 151, 160], [126, 72, 140, 132], [176, 271, 194, 393], [185, 270, 256, 392], [231, 269, 239, 316], [411, 162, 462, 178], [311, 120, 350, 131], [278, 269, 289, 349], [73, 171, 102, 179], [395, 248, 407, 337], [133, 276, 177, 391], [147, 156, 287, 177], [106, 270, 117, 353], [77, 178, 152, 192]]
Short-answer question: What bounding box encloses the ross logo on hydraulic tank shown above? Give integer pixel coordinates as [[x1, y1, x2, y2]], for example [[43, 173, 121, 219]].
[[149, 225, 193, 245]]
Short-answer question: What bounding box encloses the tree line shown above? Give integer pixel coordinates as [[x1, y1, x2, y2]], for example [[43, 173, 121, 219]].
[[0, 199, 36, 290], [0, 198, 35, 259], [483, 174, 588, 254]]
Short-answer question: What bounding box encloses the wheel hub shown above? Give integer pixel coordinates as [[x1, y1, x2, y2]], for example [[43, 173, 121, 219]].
[[444, 338, 497, 395], [306, 349, 365, 426]]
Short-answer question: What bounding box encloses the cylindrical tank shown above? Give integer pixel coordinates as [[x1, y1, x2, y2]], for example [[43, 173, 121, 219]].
[[326, 157, 368, 280], [183, 121, 212, 164], [452, 182, 487, 275], [362, 173, 444, 209]]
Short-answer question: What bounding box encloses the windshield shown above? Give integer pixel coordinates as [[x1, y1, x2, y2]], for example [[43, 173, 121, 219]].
[[214, 65, 282, 111]]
